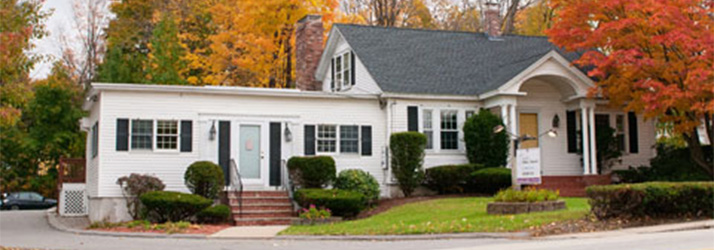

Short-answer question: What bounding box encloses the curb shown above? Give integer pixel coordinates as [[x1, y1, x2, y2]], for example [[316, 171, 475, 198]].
[[538, 219, 714, 240], [274, 232, 529, 241], [44, 209, 207, 239]]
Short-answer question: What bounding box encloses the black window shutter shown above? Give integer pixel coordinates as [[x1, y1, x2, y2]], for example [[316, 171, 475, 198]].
[[566, 111, 577, 153], [628, 112, 639, 153], [361, 126, 372, 156], [116, 119, 129, 151], [407, 106, 418, 132], [330, 58, 335, 91], [180, 120, 192, 152], [304, 125, 316, 156], [350, 51, 356, 86]]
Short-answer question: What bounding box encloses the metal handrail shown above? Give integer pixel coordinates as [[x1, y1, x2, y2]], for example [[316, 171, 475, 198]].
[[229, 159, 243, 218], [280, 159, 298, 211]]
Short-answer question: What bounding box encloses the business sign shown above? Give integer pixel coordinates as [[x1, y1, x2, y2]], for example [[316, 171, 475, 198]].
[[516, 148, 542, 185]]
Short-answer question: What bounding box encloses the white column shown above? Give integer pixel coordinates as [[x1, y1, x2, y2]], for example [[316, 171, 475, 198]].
[[509, 104, 518, 137], [589, 107, 598, 175], [502, 105, 512, 169], [581, 107, 591, 175]]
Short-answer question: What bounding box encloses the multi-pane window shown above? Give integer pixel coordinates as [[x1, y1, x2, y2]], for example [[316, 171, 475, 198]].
[[317, 125, 337, 153], [156, 120, 178, 150], [423, 110, 433, 149], [131, 120, 153, 149], [440, 110, 459, 150], [333, 52, 351, 90], [616, 115, 626, 152], [340, 125, 359, 153], [91, 122, 98, 158]]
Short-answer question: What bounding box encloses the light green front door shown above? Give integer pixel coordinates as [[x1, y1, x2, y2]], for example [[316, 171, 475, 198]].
[[239, 125, 261, 179]]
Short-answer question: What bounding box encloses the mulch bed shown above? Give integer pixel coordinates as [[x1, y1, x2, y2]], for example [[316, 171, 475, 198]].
[[528, 215, 712, 237], [355, 194, 484, 219], [91, 224, 232, 235]]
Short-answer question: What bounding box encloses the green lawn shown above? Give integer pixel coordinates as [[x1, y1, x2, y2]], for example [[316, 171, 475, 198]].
[[280, 197, 589, 235]]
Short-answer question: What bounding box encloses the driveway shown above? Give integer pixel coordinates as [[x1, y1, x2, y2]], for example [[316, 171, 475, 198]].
[[1, 210, 713, 250]]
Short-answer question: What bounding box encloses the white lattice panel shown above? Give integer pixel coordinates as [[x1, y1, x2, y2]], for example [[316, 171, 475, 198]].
[[60, 183, 87, 216]]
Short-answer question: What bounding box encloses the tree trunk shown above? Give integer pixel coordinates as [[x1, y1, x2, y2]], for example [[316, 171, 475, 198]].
[[683, 128, 714, 176], [502, 0, 521, 35]]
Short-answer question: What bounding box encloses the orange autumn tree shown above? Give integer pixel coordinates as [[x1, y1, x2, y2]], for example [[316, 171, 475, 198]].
[[547, 0, 714, 174]]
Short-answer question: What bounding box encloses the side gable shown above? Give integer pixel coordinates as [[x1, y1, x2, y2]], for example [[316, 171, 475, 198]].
[[315, 27, 383, 94]]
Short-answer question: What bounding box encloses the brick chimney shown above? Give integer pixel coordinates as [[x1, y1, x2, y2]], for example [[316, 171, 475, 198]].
[[483, 2, 502, 38], [295, 15, 324, 91]]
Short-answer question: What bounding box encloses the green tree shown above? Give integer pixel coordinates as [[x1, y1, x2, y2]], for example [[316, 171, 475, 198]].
[[147, 13, 186, 84], [389, 132, 426, 197], [463, 109, 508, 167]]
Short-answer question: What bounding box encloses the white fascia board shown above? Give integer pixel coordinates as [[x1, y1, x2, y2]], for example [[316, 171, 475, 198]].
[[496, 50, 595, 95], [380, 92, 480, 101]]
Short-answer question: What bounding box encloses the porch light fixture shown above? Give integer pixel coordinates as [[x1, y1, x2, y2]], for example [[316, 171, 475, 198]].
[[209, 121, 217, 141], [552, 114, 560, 128], [284, 123, 293, 142]]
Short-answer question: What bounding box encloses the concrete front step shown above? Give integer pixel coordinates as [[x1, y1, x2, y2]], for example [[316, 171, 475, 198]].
[[234, 217, 296, 226]]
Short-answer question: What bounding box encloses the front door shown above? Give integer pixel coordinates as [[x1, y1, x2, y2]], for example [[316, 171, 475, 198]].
[[519, 113, 539, 148], [239, 125, 262, 182]]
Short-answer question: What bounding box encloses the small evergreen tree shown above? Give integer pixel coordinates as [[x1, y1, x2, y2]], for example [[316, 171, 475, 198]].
[[389, 132, 427, 197], [463, 109, 508, 167]]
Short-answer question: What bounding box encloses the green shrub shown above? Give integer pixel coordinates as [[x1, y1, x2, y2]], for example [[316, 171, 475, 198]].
[[470, 167, 511, 194], [494, 188, 560, 202], [463, 109, 508, 167], [140, 191, 212, 223], [196, 204, 231, 224], [613, 145, 713, 183], [294, 189, 366, 217], [389, 132, 427, 197], [586, 182, 714, 219], [334, 169, 380, 204], [116, 173, 166, 219], [425, 164, 484, 194], [299, 204, 332, 221], [184, 161, 224, 199], [287, 156, 336, 188]]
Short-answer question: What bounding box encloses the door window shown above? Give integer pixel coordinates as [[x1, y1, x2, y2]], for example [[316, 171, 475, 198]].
[[519, 113, 539, 148]]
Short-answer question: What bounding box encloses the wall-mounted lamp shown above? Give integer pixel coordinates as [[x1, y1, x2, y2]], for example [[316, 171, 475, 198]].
[[552, 114, 560, 129], [284, 123, 293, 142], [209, 121, 217, 141]]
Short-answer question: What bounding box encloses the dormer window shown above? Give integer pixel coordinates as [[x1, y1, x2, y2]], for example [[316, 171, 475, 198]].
[[331, 51, 354, 91]]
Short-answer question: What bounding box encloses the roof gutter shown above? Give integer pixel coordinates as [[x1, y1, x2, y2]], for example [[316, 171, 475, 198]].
[[380, 92, 480, 101]]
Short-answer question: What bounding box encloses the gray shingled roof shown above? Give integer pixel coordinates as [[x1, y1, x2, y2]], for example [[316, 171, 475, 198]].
[[333, 24, 582, 96]]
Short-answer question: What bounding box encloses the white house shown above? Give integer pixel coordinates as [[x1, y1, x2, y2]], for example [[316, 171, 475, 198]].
[[80, 14, 656, 223]]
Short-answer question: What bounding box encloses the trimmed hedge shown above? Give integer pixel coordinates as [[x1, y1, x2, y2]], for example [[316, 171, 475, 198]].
[[390, 132, 427, 197], [613, 145, 713, 183], [425, 164, 484, 194], [184, 161, 224, 199], [334, 169, 380, 204], [196, 205, 231, 224], [294, 188, 366, 217], [287, 156, 336, 188], [471, 167, 511, 194], [586, 182, 714, 219], [140, 191, 212, 223]]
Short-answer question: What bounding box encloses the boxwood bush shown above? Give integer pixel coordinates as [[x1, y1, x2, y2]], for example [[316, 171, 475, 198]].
[[425, 164, 484, 194], [140, 191, 212, 223], [586, 182, 714, 219], [196, 204, 231, 224], [184, 161, 224, 199], [287, 156, 336, 188], [389, 132, 426, 197], [294, 188, 366, 217], [334, 169, 380, 204], [470, 167, 511, 194]]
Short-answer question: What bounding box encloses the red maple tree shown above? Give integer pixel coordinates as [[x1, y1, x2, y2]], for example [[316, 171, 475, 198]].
[[547, 0, 714, 174]]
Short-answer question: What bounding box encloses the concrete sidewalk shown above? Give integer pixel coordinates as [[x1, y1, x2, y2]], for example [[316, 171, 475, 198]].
[[540, 219, 714, 240], [209, 226, 288, 239]]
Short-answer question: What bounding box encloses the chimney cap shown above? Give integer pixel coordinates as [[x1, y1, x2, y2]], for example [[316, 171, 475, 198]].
[[298, 15, 322, 24]]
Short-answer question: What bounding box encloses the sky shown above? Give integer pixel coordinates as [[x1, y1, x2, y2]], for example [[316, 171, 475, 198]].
[[30, 0, 83, 79]]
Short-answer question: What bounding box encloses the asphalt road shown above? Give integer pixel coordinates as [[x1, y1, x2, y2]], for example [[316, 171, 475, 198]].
[[1, 210, 713, 250]]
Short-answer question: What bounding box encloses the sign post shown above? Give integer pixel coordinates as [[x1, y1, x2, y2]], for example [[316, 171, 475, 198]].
[[515, 147, 542, 186]]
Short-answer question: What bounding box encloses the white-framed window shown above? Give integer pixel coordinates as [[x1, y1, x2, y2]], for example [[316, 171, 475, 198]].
[[91, 122, 98, 158], [440, 110, 459, 150], [130, 119, 153, 150], [340, 125, 359, 153], [423, 109, 433, 149], [615, 114, 626, 152], [333, 51, 352, 90], [317, 125, 337, 153], [156, 120, 179, 150]]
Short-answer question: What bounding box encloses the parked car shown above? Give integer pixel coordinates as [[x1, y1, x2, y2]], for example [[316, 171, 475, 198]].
[[1, 192, 57, 210]]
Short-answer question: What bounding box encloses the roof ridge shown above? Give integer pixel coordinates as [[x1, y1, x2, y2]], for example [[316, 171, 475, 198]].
[[332, 23, 550, 39]]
